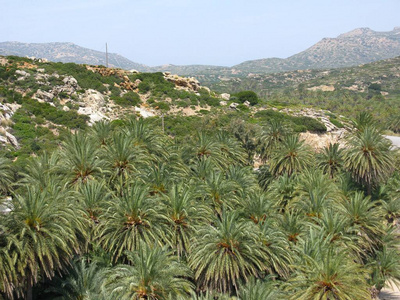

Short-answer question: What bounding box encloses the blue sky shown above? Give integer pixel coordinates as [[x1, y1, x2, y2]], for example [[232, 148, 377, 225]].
[[1, 0, 399, 66]]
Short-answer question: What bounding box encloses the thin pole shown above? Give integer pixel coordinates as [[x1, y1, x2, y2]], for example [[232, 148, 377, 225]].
[[106, 43, 108, 68], [161, 113, 165, 133]]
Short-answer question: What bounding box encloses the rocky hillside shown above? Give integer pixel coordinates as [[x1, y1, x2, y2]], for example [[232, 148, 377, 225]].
[[211, 56, 400, 97], [232, 27, 400, 74], [0, 55, 342, 158], [0, 42, 148, 71]]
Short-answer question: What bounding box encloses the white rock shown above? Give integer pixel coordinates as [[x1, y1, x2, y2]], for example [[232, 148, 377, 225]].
[[34, 89, 55, 102], [15, 70, 30, 77], [243, 101, 251, 107], [220, 101, 227, 106], [62, 106, 70, 112], [220, 93, 230, 100], [230, 102, 239, 110], [5, 131, 19, 149], [62, 76, 78, 87], [134, 107, 155, 118]]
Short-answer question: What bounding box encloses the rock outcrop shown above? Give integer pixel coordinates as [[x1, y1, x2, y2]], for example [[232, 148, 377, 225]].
[[163, 73, 201, 92], [0, 103, 20, 149]]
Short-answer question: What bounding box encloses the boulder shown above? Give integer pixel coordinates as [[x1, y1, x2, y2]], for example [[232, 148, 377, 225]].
[[5, 131, 19, 149], [220, 93, 230, 100], [80, 89, 105, 109], [220, 101, 227, 106], [34, 89, 55, 102], [62, 76, 78, 88], [229, 102, 239, 110], [243, 101, 251, 107], [15, 70, 30, 80]]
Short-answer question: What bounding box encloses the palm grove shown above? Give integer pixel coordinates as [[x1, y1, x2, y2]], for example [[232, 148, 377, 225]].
[[0, 111, 400, 300]]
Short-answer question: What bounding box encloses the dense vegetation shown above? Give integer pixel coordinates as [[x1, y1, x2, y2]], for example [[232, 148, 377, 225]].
[[205, 56, 400, 131], [0, 112, 400, 299]]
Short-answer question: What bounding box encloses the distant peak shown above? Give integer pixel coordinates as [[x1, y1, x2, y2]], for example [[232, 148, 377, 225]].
[[338, 27, 374, 38]]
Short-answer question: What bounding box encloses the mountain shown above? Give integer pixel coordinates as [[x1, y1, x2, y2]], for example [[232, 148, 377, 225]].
[[1, 26, 400, 77], [0, 41, 149, 71], [232, 27, 400, 74]]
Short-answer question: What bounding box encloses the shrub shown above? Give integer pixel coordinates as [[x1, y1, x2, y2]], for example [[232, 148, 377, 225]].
[[234, 91, 259, 105], [111, 91, 141, 107], [291, 116, 327, 132], [151, 101, 170, 111], [330, 118, 344, 128]]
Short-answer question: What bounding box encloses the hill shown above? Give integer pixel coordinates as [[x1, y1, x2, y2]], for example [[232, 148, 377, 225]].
[[0, 55, 341, 159], [232, 27, 400, 74], [0, 41, 148, 71], [2, 27, 400, 78]]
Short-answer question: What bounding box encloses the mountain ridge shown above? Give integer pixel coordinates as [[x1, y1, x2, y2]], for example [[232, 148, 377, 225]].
[[1, 26, 400, 76]]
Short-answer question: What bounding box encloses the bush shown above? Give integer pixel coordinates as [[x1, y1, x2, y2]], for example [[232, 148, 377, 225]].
[[291, 116, 327, 132], [111, 91, 141, 107], [234, 91, 259, 106], [17, 99, 88, 129], [151, 101, 170, 111], [330, 118, 344, 128]]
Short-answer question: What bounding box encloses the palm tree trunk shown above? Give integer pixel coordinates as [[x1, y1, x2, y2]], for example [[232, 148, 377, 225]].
[[26, 273, 32, 300]]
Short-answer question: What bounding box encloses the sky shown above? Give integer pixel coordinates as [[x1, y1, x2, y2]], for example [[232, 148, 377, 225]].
[[1, 0, 400, 67]]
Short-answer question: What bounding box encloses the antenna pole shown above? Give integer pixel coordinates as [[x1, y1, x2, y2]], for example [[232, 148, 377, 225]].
[[106, 43, 109, 68], [162, 113, 165, 133]]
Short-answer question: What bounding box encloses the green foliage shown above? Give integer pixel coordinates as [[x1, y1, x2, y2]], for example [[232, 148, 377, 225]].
[[254, 110, 327, 133], [329, 117, 344, 128], [17, 98, 88, 129], [41, 62, 122, 93], [111, 91, 141, 107], [234, 90, 259, 105]]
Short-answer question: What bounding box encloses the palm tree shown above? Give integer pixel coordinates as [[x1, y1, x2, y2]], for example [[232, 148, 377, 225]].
[[183, 131, 225, 168], [202, 170, 238, 215], [124, 117, 166, 158], [60, 132, 103, 185], [0, 220, 20, 298], [343, 126, 394, 194], [214, 130, 247, 167], [258, 119, 289, 162], [46, 258, 107, 300], [277, 210, 305, 244], [103, 244, 194, 299], [316, 143, 343, 179], [287, 246, 370, 300], [189, 212, 267, 294], [225, 165, 259, 197], [0, 155, 13, 197], [97, 183, 165, 262], [369, 246, 400, 292], [238, 277, 283, 300], [90, 120, 113, 146], [9, 186, 82, 300], [256, 220, 293, 278], [339, 192, 385, 257], [267, 173, 296, 211], [294, 170, 340, 218], [78, 180, 109, 226], [160, 184, 211, 258], [351, 111, 376, 132], [239, 191, 273, 225], [228, 120, 261, 165], [20, 151, 62, 191], [101, 131, 146, 185], [269, 135, 312, 177]]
